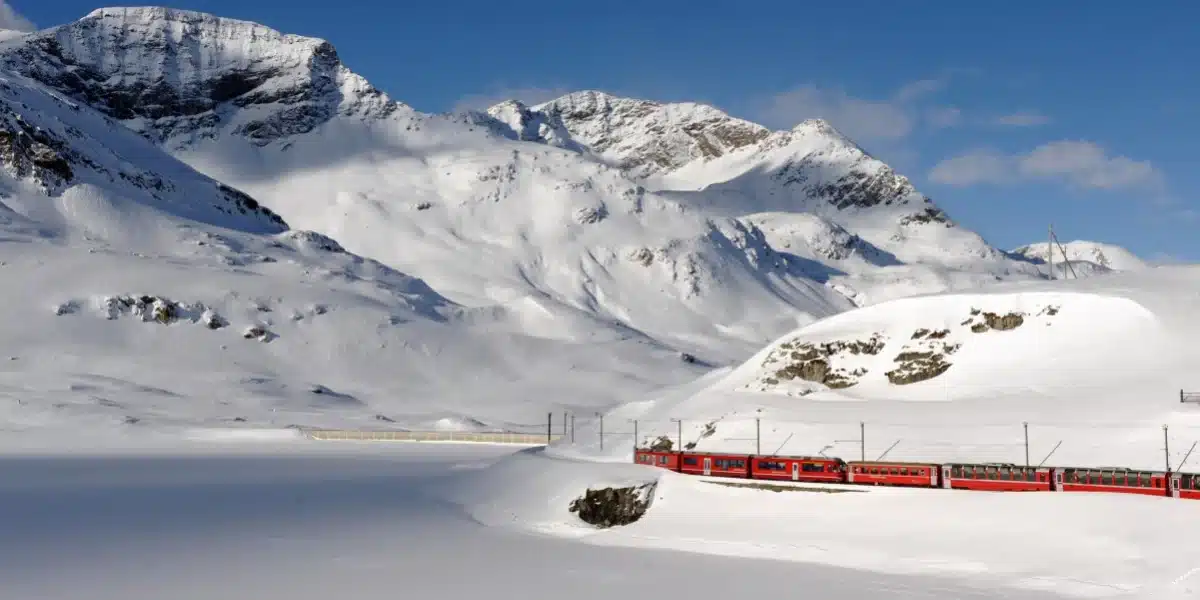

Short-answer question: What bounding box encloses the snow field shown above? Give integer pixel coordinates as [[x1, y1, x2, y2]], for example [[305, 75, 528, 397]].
[[446, 448, 1200, 598]]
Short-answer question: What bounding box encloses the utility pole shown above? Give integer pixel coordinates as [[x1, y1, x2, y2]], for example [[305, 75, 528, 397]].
[[860, 421, 865, 461], [598, 413, 604, 451], [632, 420, 638, 452], [1048, 224, 1054, 280], [546, 412, 552, 445], [1024, 421, 1030, 467], [756, 418, 761, 455], [1165, 425, 1171, 472]]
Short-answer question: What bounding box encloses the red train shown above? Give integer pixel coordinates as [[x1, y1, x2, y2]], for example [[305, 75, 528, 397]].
[[634, 449, 1200, 500]]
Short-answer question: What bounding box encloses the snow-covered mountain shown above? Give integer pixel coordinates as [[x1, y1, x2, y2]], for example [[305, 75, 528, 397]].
[[0, 56, 714, 438], [1010, 240, 1148, 274], [0, 6, 1065, 364]]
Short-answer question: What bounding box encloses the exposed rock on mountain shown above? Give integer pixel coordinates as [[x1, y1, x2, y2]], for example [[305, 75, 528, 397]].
[[0, 67, 286, 236], [533, 90, 772, 178], [6, 7, 401, 149]]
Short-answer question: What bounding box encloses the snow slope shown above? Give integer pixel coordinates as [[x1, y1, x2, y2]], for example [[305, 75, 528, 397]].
[[0, 7, 1069, 362], [0, 60, 707, 439]]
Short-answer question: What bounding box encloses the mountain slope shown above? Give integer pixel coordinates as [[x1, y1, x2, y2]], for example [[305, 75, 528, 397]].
[[2, 7, 1050, 362], [0, 61, 707, 439]]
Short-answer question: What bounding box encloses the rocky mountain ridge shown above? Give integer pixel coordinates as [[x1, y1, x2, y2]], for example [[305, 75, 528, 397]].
[[4, 7, 403, 150]]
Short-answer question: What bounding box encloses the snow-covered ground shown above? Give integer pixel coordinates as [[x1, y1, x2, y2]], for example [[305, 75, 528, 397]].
[[446, 446, 1200, 599], [0, 440, 1071, 600]]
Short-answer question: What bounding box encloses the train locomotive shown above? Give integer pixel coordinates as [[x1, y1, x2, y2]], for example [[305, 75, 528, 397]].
[[634, 449, 1200, 500]]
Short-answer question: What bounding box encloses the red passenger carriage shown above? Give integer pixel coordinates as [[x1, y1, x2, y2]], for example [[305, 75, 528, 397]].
[[847, 461, 939, 487], [1057, 467, 1170, 497], [634, 449, 679, 471], [750, 455, 845, 483], [677, 452, 752, 478], [941, 463, 1053, 492]]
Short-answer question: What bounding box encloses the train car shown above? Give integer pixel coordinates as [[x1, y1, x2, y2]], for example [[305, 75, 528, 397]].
[[751, 455, 846, 483], [939, 463, 1054, 492], [846, 461, 940, 487], [634, 449, 680, 471], [1058, 467, 1170, 497], [678, 452, 752, 478], [1177, 473, 1200, 500]]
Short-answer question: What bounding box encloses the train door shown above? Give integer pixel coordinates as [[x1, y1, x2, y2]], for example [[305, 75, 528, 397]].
[[703, 457, 712, 476], [929, 467, 938, 487], [1170, 474, 1181, 498], [1051, 468, 1063, 492], [939, 465, 952, 489], [791, 462, 799, 481]]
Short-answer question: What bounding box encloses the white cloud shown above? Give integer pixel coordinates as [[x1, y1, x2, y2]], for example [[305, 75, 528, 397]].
[[928, 149, 1009, 185], [994, 112, 1052, 127], [926, 106, 962, 129], [751, 76, 967, 143], [451, 86, 572, 114], [893, 78, 947, 103], [928, 141, 1165, 193], [756, 84, 915, 141], [0, 1, 33, 32]]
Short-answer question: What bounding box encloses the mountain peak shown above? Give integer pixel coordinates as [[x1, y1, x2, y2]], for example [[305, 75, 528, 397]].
[[10, 6, 404, 148], [530, 91, 770, 178]]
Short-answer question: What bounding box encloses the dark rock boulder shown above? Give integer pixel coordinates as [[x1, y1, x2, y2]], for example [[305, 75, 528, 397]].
[[568, 482, 656, 528]]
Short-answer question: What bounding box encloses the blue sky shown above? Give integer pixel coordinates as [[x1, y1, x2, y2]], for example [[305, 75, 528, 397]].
[[12, 0, 1200, 261]]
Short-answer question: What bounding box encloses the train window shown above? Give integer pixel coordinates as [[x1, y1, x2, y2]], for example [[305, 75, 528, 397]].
[[1101, 472, 1113, 485], [986, 468, 997, 480], [683, 457, 698, 466], [900, 468, 909, 475], [803, 463, 823, 472], [870, 467, 879, 475], [998, 467, 1010, 481], [659, 456, 669, 465], [951, 466, 962, 477]]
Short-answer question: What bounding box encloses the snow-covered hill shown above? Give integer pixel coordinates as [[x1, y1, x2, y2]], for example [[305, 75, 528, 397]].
[[1011, 240, 1148, 273], [0, 6, 1061, 362], [573, 266, 1200, 473]]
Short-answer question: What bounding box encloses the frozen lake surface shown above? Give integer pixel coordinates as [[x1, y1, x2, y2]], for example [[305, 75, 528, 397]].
[[0, 442, 1066, 600]]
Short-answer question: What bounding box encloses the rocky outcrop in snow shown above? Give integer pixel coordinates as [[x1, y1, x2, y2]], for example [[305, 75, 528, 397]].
[[0, 69, 287, 234]]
